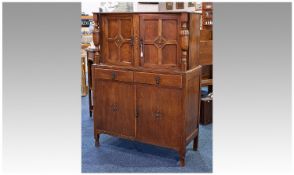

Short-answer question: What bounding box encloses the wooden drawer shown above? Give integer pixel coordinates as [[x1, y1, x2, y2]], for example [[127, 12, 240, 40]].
[[134, 72, 182, 88], [94, 68, 133, 83]]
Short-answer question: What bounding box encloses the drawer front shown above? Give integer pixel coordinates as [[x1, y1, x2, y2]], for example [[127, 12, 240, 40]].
[[94, 68, 133, 83], [134, 72, 182, 88]]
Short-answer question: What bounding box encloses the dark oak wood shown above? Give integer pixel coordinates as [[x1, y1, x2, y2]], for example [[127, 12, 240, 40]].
[[92, 12, 201, 166], [101, 15, 134, 66], [200, 10, 213, 91], [93, 68, 133, 83], [200, 40, 212, 65], [136, 84, 182, 149], [134, 72, 182, 88], [200, 29, 212, 40], [139, 14, 181, 69], [94, 79, 135, 137], [188, 13, 200, 69]]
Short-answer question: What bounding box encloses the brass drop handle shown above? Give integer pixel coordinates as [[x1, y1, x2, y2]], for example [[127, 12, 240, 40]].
[[154, 110, 162, 119], [155, 76, 160, 86], [130, 36, 134, 46], [140, 38, 144, 58], [111, 104, 118, 112], [136, 109, 139, 118], [111, 72, 116, 80]]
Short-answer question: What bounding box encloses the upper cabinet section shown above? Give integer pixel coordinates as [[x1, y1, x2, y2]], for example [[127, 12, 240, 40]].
[[101, 15, 134, 66], [93, 12, 200, 72], [139, 14, 181, 69]]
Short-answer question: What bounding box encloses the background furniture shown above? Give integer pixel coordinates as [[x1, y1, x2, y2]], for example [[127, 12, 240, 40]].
[[200, 29, 213, 92], [81, 49, 88, 96], [86, 48, 97, 117], [81, 15, 93, 97], [81, 15, 93, 48], [200, 96, 213, 125], [200, 2, 213, 93], [81, 15, 93, 96], [199, 3, 213, 125], [201, 2, 213, 30], [91, 12, 201, 166]]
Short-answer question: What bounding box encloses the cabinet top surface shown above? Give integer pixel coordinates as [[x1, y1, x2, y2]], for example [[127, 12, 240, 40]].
[[93, 11, 201, 14]]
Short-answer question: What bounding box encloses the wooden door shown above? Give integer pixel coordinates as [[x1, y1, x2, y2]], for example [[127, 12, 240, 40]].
[[136, 85, 183, 148], [139, 14, 181, 69], [94, 80, 135, 138], [102, 15, 134, 66]]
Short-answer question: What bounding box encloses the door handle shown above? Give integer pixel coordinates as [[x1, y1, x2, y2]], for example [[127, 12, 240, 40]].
[[140, 38, 144, 58], [130, 36, 134, 46], [136, 110, 139, 118], [111, 104, 118, 112], [111, 72, 116, 80], [154, 110, 162, 119], [155, 76, 160, 86]]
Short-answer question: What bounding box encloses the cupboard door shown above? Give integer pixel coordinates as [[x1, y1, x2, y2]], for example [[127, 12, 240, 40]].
[[102, 15, 134, 66], [139, 14, 181, 69], [136, 85, 182, 148], [94, 80, 135, 137]]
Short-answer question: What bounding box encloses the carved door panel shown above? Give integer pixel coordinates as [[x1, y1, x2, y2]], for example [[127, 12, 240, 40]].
[[94, 80, 135, 137], [102, 15, 134, 66], [139, 14, 181, 69], [136, 85, 182, 148]]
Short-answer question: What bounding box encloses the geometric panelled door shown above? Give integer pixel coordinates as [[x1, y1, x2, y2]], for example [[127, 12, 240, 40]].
[[139, 14, 181, 69], [102, 15, 134, 66]]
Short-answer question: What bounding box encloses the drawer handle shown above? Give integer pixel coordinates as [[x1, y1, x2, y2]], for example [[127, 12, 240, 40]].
[[111, 72, 116, 80], [154, 110, 162, 119], [111, 104, 118, 112], [140, 38, 144, 58], [155, 76, 160, 86]]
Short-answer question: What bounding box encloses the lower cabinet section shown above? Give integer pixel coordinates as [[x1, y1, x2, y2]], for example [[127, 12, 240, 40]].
[[94, 80, 135, 138], [92, 66, 201, 166], [136, 84, 182, 149]]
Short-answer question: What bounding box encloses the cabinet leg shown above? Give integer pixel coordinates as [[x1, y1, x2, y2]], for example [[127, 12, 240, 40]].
[[193, 135, 198, 151], [179, 157, 185, 167], [178, 149, 186, 167], [208, 85, 213, 93], [88, 90, 92, 117], [95, 133, 100, 147]]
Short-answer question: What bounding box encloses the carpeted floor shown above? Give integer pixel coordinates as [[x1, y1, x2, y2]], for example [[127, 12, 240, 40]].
[[82, 92, 212, 173]]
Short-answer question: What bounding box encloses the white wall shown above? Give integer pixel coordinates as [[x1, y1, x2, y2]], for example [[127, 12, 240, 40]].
[[81, 2, 201, 16], [81, 1, 102, 15], [158, 2, 201, 12], [134, 3, 159, 12], [81, 2, 160, 15]]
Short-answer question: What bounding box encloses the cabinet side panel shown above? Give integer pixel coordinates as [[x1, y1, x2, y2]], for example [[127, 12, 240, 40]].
[[185, 68, 201, 140], [188, 14, 200, 69]]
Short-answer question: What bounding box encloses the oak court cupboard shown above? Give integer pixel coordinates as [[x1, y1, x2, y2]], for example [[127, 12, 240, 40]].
[[91, 12, 201, 166]]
